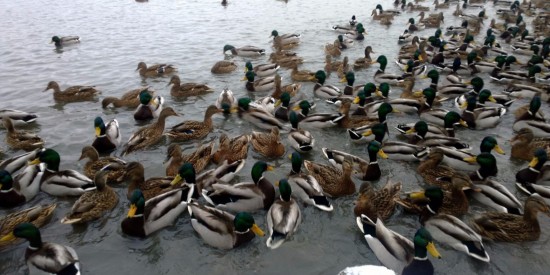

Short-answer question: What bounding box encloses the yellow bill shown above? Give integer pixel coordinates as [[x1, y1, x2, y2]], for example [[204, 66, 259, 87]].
[[413, 91, 423, 97], [529, 157, 539, 168], [353, 97, 360, 104], [405, 128, 416, 134], [378, 149, 389, 159], [28, 158, 41, 166], [95, 127, 101, 137], [251, 224, 265, 236], [274, 100, 282, 107], [339, 77, 347, 83], [127, 204, 137, 218], [494, 145, 505, 155], [267, 165, 275, 171], [459, 119, 468, 127], [170, 174, 182, 186], [0, 232, 15, 242], [292, 105, 301, 111], [463, 156, 477, 163], [427, 242, 442, 259], [488, 96, 497, 103], [409, 191, 426, 199], [361, 129, 373, 137]]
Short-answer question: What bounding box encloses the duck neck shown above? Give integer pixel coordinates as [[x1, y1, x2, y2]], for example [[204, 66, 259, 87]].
[[27, 234, 43, 250]]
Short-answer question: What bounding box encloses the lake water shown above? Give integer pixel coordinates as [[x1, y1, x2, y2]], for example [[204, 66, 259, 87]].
[[1, 0, 549, 274]]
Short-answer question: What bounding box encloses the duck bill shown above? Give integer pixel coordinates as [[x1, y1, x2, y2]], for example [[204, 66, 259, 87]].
[[95, 127, 101, 137], [405, 128, 416, 134], [458, 119, 468, 127], [427, 242, 442, 259], [361, 129, 373, 137], [420, 75, 429, 79], [494, 145, 505, 155], [339, 77, 347, 83], [171, 174, 183, 186], [266, 165, 275, 171], [463, 156, 477, 163], [127, 204, 137, 218], [375, 90, 384, 98], [274, 100, 282, 107], [370, 61, 379, 65], [241, 76, 248, 81], [251, 224, 265, 236], [529, 157, 539, 168], [378, 149, 389, 159], [459, 102, 468, 109], [28, 158, 41, 166], [409, 191, 426, 199], [291, 106, 301, 111], [488, 96, 497, 103], [413, 91, 423, 97], [230, 106, 239, 113], [0, 232, 15, 242], [353, 97, 361, 104]]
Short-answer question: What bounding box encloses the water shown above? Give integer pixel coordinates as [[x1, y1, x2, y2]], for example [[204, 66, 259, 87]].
[[1, 0, 549, 274]]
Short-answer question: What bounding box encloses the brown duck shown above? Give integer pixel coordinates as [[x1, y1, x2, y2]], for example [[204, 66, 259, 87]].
[[212, 133, 250, 164], [304, 157, 355, 197], [3, 117, 44, 151], [165, 105, 222, 141], [251, 127, 285, 158], [102, 87, 149, 109], [168, 75, 214, 97], [43, 81, 99, 102], [136, 62, 176, 77], [78, 146, 126, 184]]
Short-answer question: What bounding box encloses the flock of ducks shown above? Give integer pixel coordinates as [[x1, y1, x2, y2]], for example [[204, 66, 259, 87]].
[[2, 0, 550, 274]]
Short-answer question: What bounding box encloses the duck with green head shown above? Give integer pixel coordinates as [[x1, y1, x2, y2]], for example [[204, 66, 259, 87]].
[[0, 204, 56, 250], [50, 35, 80, 48], [372, 55, 406, 84], [365, 82, 422, 115], [460, 96, 506, 130], [513, 96, 549, 137], [455, 77, 514, 108], [266, 179, 302, 249], [287, 152, 332, 211], [401, 228, 442, 275], [435, 136, 505, 171], [287, 111, 315, 153], [404, 120, 469, 150], [303, 156, 355, 197], [245, 61, 280, 77], [224, 44, 265, 57], [236, 97, 286, 130], [270, 30, 301, 45], [2, 117, 43, 151], [463, 152, 498, 182], [313, 70, 341, 99], [243, 71, 276, 92], [421, 69, 470, 97], [397, 111, 466, 138], [133, 89, 164, 121], [0, 170, 27, 207], [515, 149, 550, 198], [91, 116, 120, 154], [293, 100, 345, 128], [417, 87, 451, 128]]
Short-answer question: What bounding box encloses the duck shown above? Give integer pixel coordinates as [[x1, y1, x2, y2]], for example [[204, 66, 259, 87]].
[[120, 162, 174, 200], [287, 152, 332, 211], [512, 97, 550, 137], [266, 178, 302, 249], [188, 202, 264, 249], [433, 136, 505, 171], [461, 96, 506, 129], [212, 133, 250, 165], [455, 89, 514, 110], [303, 157, 355, 197], [0, 148, 41, 175], [2, 117, 44, 151], [288, 111, 315, 153], [1, 223, 80, 274], [331, 141, 389, 181], [251, 127, 285, 158], [290, 64, 316, 82], [78, 146, 126, 183], [504, 82, 550, 100], [293, 100, 345, 128], [43, 81, 99, 102], [60, 168, 118, 224], [407, 18, 425, 32], [195, 159, 246, 193], [415, 88, 451, 128], [490, 65, 543, 82], [354, 46, 374, 70], [396, 111, 467, 138], [243, 71, 276, 92], [0, 204, 56, 249], [211, 60, 237, 74], [421, 69, 471, 98], [121, 188, 189, 238], [0, 109, 38, 126], [50, 35, 79, 48], [515, 149, 550, 197], [312, 70, 341, 99], [354, 179, 401, 221], [339, 71, 362, 96], [101, 87, 147, 109], [470, 178, 524, 215], [164, 144, 184, 177], [0, 169, 34, 207], [122, 107, 179, 156], [168, 75, 214, 98], [236, 98, 286, 130], [215, 88, 237, 112], [274, 92, 293, 121], [372, 55, 406, 85], [270, 30, 301, 46], [133, 89, 164, 121], [179, 142, 214, 175], [471, 194, 550, 242], [325, 39, 342, 57], [461, 77, 515, 108], [268, 52, 303, 68], [463, 152, 499, 182], [165, 105, 222, 142], [402, 120, 469, 150], [136, 62, 176, 77], [202, 161, 276, 212], [511, 128, 550, 161], [91, 116, 120, 154], [367, 83, 423, 114], [223, 44, 265, 57], [245, 61, 280, 77]]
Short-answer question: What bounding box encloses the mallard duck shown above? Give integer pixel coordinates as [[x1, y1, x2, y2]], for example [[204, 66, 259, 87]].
[[196, 158, 246, 193], [78, 146, 126, 183], [354, 179, 401, 221], [133, 89, 164, 121], [504, 82, 549, 100], [1, 223, 80, 274], [223, 45, 265, 57], [136, 62, 176, 77], [212, 133, 250, 165], [188, 202, 264, 249], [121, 188, 188, 238], [293, 100, 345, 128], [168, 163, 200, 200], [245, 61, 280, 77], [50, 35, 80, 47], [470, 178, 524, 214], [338, 265, 396, 275], [243, 71, 276, 92], [268, 52, 303, 68], [202, 161, 275, 212], [354, 46, 374, 70], [433, 136, 505, 171], [403, 120, 470, 150], [471, 194, 550, 242], [303, 157, 355, 197], [271, 30, 301, 46], [168, 75, 214, 97], [164, 144, 183, 177], [461, 96, 506, 129], [490, 65, 543, 82], [91, 116, 120, 154], [122, 107, 178, 156], [325, 39, 342, 57], [407, 18, 426, 32], [2, 117, 44, 151], [455, 89, 514, 110], [266, 178, 301, 249], [120, 162, 174, 200], [290, 64, 316, 82], [287, 152, 332, 211], [215, 88, 236, 112], [339, 71, 363, 96], [325, 54, 341, 75], [396, 111, 467, 138], [273, 92, 292, 121], [312, 70, 341, 99], [461, 77, 515, 108], [0, 109, 38, 126], [288, 111, 315, 153], [372, 55, 406, 85], [166, 105, 222, 141], [181, 142, 214, 174], [28, 148, 96, 197], [43, 81, 98, 102], [512, 97, 550, 137], [0, 149, 40, 175], [251, 127, 285, 158], [0, 204, 56, 249], [211, 60, 237, 74], [421, 69, 471, 98], [236, 98, 286, 130], [515, 148, 550, 197], [101, 87, 147, 109], [0, 169, 33, 207], [462, 152, 499, 182], [60, 168, 118, 224], [511, 128, 550, 161]]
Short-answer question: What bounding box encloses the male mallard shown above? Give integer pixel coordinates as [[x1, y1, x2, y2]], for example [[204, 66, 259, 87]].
[[121, 188, 189, 238], [0, 148, 40, 174], [288, 111, 315, 153], [403, 120, 469, 150], [461, 96, 506, 129], [122, 107, 179, 156], [490, 65, 543, 82], [2, 117, 44, 151], [354, 179, 401, 221], [421, 69, 470, 98], [312, 70, 341, 99], [471, 194, 550, 242], [396, 111, 467, 138], [415, 87, 451, 128], [463, 152, 499, 182], [243, 71, 276, 92], [354, 46, 374, 70], [212, 133, 250, 165], [271, 30, 301, 46], [470, 178, 524, 214], [512, 96, 550, 137], [266, 179, 302, 249], [287, 152, 332, 211], [215, 88, 236, 111], [245, 61, 280, 77], [236, 98, 286, 130], [91, 116, 120, 154], [303, 157, 355, 197], [293, 100, 345, 128], [251, 127, 285, 158], [515, 149, 550, 197], [0, 109, 38, 126], [60, 168, 118, 224], [324, 141, 389, 182], [166, 105, 222, 141], [0, 170, 31, 207], [43, 81, 98, 102], [0, 204, 56, 249], [188, 202, 264, 249], [168, 75, 214, 97], [211, 60, 237, 74], [433, 136, 505, 171], [50, 35, 80, 47], [372, 55, 405, 85], [223, 45, 265, 57], [513, 96, 545, 121], [511, 128, 550, 161], [78, 146, 126, 183], [454, 89, 514, 110], [136, 62, 176, 77], [101, 87, 147, 109], [133, 89, 164, 121], [503, 81, 549, 99], [121, 162, 175, 200], [339, 71, 363, 96], [202, 161, 275, 212], [1, 223, 80, 274]]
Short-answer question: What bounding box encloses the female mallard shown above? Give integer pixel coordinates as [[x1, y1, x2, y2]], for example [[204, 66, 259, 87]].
[[0, 204, 56, 249], [60, 168, 118, 224], [1, 223, 80, 274], [304, 157, 355, 197], [0, 109, 38, 126], [180, 142, 214, 174], [50, 35, 79, 47], [212, 133, 250, 165], [251, 127, 285, 158], [2, 117, 44, 151], [78, 146, 126, 183], [236, 98, 286, 130], [122, 107, 179, 156], [165, 144, 183, 177], [215, 88, 236, 112], [288, 111, 315, 153], [515, 149, 550, 197], [121, 162, 174, 200], [202, 161, 275, 212], [341, 101, 396, 129], [291, 64, 316, 82], [461, 96, 506, 129], [312, 70, 341, 99], [188, 202, 264, 249], [325, 39, 342, 57], [91, 116, 120, 154], [168, 75, 214, 98], [43, 81, 99, 102], [272, 74, 301, 99], [471, 194, 550, 242], [223, 45, 265, 57], [133, 89, 164, 121], [245, 61, 280, 77], [287, 152, 332, 211], [354, 179, 401, 221], [121, 188, 189, 238], [325, 54, 342, 75], [266, 179, 302, 249], [511, 128, 550, 161], [136, 62, 176, 77], [371, 55, 405, 85], [101, 87, 147, 109], [166, 105, 222, 142], [243, 71, 276, 92], [354, 46, 374, 70], [293, 100, 345, 128], [211, 60, 237, 74]]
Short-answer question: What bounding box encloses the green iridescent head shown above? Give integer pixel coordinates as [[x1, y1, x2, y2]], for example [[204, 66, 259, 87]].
[[139, 90, 152, 105], [278, 179, 292, 201]]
